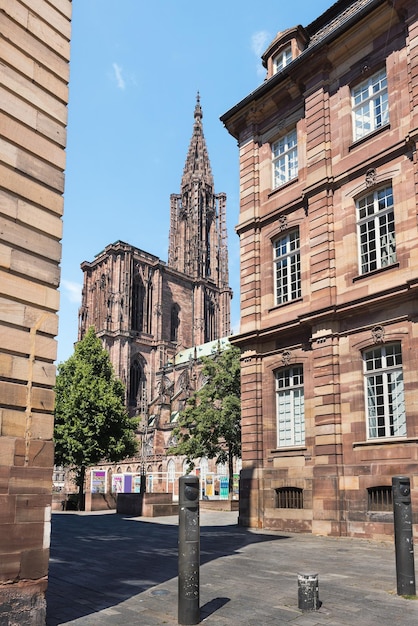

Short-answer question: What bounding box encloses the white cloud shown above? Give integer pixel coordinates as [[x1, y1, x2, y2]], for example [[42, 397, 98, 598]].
[[251, 31, 271, 78], [112, 62, 126, 90], [61, 280, 82, 304], [251, 30, 271, 58]]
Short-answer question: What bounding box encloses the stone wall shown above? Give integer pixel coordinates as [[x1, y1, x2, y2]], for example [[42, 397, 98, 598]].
[[0, 1, 71, 622], [222, 0, 418, 539]]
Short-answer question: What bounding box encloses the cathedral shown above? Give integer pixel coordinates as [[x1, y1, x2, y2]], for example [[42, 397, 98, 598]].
[[76, 95, 235, 500]]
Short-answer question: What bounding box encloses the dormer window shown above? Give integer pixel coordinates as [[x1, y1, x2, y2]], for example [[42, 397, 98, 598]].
[[261, 26, 308, 79], [273, 46, 292, 74]]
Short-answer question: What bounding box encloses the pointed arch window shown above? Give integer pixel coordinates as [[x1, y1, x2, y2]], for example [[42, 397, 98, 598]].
[[171, 304, 180, 342], [204, 295, 215, 343], [132, 275, 145, 332], [167, 459, 176, 482], [129, 359, 143, 407], [146, 280, 153, 333]]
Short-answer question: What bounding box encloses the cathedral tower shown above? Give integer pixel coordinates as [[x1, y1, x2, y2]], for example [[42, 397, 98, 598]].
[[168, 94, 231, 344], [79, 95, 231, 411]]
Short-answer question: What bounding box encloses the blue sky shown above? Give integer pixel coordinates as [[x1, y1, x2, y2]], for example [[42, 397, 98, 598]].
[[58, 0, 333, 363]]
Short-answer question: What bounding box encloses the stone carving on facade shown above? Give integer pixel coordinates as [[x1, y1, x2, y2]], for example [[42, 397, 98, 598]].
[[278, 214, 288, 231], [281, 349, 291, 366], [157, 375, 172, 404], [365, 168, 376, 187], [371, 325, 385, 344], [194, 318, 205, 331]]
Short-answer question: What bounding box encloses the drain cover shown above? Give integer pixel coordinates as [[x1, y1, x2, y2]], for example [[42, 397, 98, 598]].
[[151, 589, 170, 596]]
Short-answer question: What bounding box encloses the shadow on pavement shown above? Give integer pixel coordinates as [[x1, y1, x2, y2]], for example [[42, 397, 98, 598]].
[[46, 511, 289, 625]]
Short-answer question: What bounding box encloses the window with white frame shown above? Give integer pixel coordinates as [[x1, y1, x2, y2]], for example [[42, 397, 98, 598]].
[[276, 366, 305, 447], [272, 129, 298, 188], [167, 459, 176, 482], [352, 68, 389, 140], [363, 343, 406, 439], [273, 45, 292, 74], [273, 229, 301, 305], [357, 185, 396, 274]]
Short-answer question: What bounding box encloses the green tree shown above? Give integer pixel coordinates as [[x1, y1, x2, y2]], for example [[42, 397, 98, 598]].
[[169, 345, 241, 497], [54, 327, 138, 509]]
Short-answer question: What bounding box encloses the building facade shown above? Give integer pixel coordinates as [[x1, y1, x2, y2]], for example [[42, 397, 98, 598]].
[[222, 0, 418, 539], [78, 96, 235, 497], [0, 1, 71, 622]]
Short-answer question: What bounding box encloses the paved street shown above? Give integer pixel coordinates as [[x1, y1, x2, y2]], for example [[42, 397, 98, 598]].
[[46, 509, 418, 626]]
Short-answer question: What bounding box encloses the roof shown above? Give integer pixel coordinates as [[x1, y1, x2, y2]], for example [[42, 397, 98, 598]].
[[168, 336, 231, 366], [220, 0, 384, 128]]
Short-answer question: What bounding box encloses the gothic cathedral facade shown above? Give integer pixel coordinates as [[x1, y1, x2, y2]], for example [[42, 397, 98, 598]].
[[77, 96, 233, 494]]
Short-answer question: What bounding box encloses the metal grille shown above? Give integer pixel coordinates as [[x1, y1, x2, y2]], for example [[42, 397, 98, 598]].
[[276, 487, 303, 509], [368, 486, 393, 512]]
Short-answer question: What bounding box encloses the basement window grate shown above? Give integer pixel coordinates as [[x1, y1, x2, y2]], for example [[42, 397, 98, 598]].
[[275, 487, 303, 509], [367, 486, 393, 512]]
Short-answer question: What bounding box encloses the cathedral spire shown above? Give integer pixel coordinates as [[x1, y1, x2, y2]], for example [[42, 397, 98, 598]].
[[168, 95, 231, 343], [180, 92, 214, 189]]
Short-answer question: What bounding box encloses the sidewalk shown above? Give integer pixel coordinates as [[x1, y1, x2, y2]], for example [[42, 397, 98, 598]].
[[46, 509, 418, 626]]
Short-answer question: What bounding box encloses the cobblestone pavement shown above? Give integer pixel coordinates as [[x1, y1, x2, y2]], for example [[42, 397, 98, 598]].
[[46, 510, 418, 626]]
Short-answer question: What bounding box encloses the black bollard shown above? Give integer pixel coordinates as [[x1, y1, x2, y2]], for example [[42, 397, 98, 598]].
[[298, 572, 320, 611], [178, 475, 200, 625], [392, 476, 416, 596]]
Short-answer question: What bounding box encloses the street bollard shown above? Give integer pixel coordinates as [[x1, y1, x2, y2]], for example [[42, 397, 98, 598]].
[[392, 476, 416, 596], [298, 572, 320, 611], [178, 475, 200, 625]]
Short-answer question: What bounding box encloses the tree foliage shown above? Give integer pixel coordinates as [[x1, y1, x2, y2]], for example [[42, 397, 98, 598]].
[[169, 345, 241, 494], [54, 327, 138, 507]]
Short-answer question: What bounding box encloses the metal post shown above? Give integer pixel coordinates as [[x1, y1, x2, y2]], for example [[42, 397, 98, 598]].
[[298, 573, 320, 611], [178, 475, 200, 625], [392, 476, 416, 596]]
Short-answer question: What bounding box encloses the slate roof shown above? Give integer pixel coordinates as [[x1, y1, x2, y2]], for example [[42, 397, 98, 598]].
[[307, 0, 378, 47]]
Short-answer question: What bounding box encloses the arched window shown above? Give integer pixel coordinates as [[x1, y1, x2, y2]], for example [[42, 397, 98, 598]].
[[204, 295, 215, 342], [200, 457, 208, 482], [217, 463, 227, 476], [167, 459, 175, 482], [146, 281, 153, 333], [132, 275, 145, 331], [170, 304, 180, 342], [129, 359, 143, 407], [275, 365, 305, 447], [363, 343, 405, 439]]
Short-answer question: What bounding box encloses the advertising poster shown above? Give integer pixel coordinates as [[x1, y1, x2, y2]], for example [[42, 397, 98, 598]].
[[112, 475, 123, 493], [220, 476, 229, 499], [91, 470, 106, 494], [205, 474, 214, 497]]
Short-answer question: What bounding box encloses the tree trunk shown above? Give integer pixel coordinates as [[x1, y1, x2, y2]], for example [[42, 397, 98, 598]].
[[78, 465, 86, 511]]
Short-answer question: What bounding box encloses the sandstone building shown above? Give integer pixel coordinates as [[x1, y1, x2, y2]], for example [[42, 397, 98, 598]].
[[0, 1, 71, 622], [78, 96, 235, 499], [222, 0, 418, 539]]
